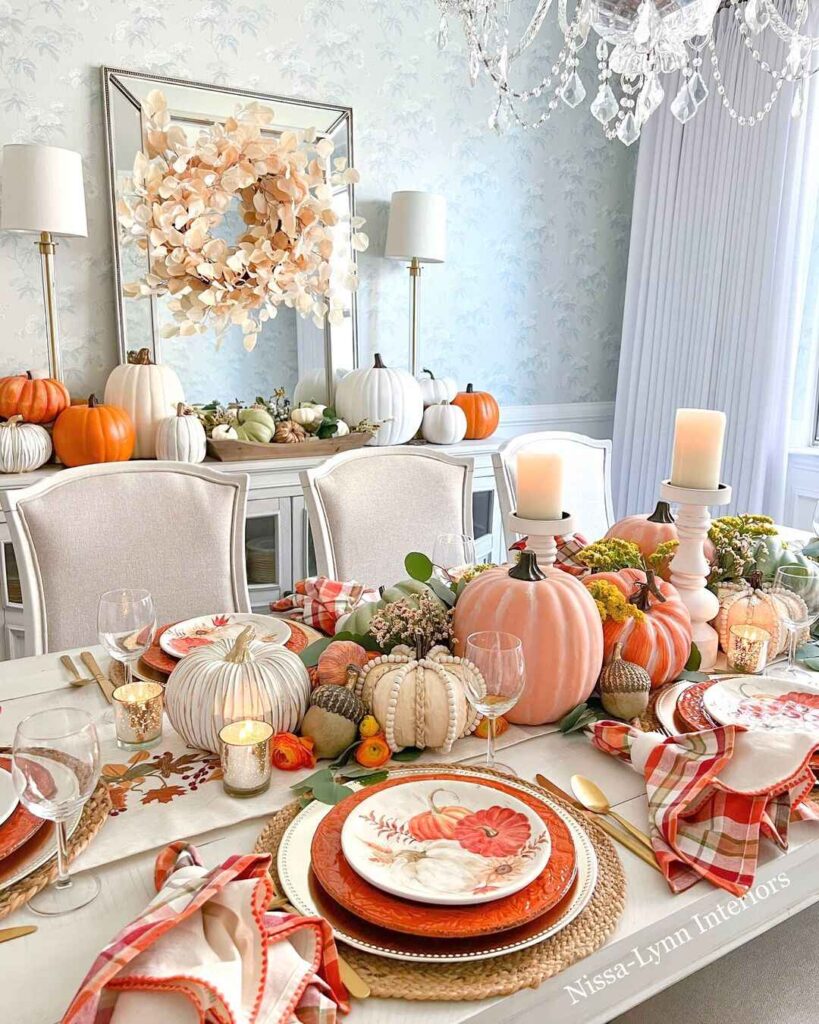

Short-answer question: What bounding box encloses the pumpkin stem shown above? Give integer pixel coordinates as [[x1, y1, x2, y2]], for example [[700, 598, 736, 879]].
[[647, 501, 675, 525], [224, 625, 255, 663], [422, 368, 435, 379], [627, 569, 666, 611], [373, 353, 386, 369], [508, 549, 546, 582], [747, 570, 764, 591], [465, 383, 474, 393], [414, 631, 432, 660], [344, 664, 363, 690], [87, 394, 99, 409], [5, 415, 24, 427], [127, 348, 154, 365], [23, 371, 33, 380], [427, 787, 457, 814], [176, 402, 187, 417]]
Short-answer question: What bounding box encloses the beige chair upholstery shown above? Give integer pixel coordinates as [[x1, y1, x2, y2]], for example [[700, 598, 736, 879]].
[[1, 462, 250, 655], [300, 448, 474, 587], [493, 431, 614, 549]]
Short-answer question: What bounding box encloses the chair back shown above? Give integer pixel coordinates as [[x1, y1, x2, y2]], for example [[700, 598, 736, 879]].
[[493, 431, 614, 550], [1, 461, 250, 655], [301, 447, 473, 587]]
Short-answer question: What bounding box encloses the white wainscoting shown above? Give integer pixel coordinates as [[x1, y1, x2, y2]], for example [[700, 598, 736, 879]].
[[784, 448, 819, 529], [499, 400, 615, 439]]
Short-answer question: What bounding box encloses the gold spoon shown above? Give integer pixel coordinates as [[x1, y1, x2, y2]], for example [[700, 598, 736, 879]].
[[570, 774, 654, 851]]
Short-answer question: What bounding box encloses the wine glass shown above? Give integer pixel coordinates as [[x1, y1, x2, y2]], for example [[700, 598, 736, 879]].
[[12, 707, 100, 915], [772, 566, 819, 677], [463, 631, 526, 775], [98, 589, 156, 686], [812, 499, 819, 539], [432, 533, 476, 582]]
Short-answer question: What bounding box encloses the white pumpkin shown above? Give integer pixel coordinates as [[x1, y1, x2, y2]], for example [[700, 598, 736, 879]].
[[291, 403, 325, 431], [334, 419, 350, 437], [155, 403, 206, 463], [421, 402, 467, 445], [164, 627, 310, 753], [416, 368, 458, 406], [335, 353, 423, 446], [0, 415, 52, 473], [355, 644, 482, 752], [212, 424, 238, 441], [104, 348, 185, 459], [293, 367, 348, 406]]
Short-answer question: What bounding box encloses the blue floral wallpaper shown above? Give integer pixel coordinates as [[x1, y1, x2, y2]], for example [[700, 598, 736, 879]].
[[0, 0, 635, 405]]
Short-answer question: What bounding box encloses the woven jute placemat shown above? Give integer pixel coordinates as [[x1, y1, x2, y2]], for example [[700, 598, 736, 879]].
[[255, 767, 626, 1001], [0, 780, 111, 920]]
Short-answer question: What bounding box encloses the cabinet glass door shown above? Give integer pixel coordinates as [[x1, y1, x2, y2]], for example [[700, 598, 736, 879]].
[[245, 498, 292, 612]]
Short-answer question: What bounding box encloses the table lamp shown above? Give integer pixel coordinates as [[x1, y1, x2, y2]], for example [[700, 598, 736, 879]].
[[385, 190, 445, 375], [1, 144, 88, 381]]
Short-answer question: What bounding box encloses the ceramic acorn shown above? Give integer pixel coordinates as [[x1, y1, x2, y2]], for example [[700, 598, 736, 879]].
[[598, 642, 652, 720], [0, 416, 52, 473], [354, 642, 482, 752], [300, 667, 367, 758], [155, 403, 206, 463]]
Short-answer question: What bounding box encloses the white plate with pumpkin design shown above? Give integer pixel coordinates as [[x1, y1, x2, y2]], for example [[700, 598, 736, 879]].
[[340, 778, 552, 906], [702, 675, 819, 737], [159, 612, 290, 658]]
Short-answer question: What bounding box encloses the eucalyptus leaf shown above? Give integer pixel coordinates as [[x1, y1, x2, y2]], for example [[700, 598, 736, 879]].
[[405, 552, 434, 583], [799, 657, 819, 671], [357, 771, 389, 787], [796, 642, 819, 661], [332, 630, 383, 652], [676, 669, 710, 682], [558, 703, 589, 734], [298, 637, 334, 667], [391, 746, 423, 761], [290, 767, 332, 794], [684, 643, 702, 672], [427, 576, 456, 607], [329, 741, 363, 769], [311, 775, 355, 805]]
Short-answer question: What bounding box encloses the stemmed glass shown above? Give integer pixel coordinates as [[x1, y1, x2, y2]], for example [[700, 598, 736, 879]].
[[432, 533, 476, 582], [12, 708, 100, 915], [772, 565, 819, 678], [97, 589, 156, 686], [463, 631, 526, 775]]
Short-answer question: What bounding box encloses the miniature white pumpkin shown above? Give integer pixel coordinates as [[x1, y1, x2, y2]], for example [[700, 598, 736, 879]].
[[165, 626, 310, 752], [291, 403, 325, 430], [335, 353, 423, 446], [155, 403, 206, 463], [421, 403, 467, 445], [104, 348, 185, 458], [293, 367, 348, 406], [334, 419, 350, 437], [355, 644, 482, 752], [416, 368, 458, 406], [211, 424, 238, 441], [0, 415, 52, 473]]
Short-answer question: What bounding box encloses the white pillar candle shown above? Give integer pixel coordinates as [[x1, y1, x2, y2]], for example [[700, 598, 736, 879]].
[[669, 409, 726, 490], [516, 450, 564, 520]]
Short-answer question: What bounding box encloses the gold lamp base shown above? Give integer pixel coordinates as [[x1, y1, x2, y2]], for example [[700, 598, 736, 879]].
[[408, 256, 422, 376], [37, 230, 62, 381]]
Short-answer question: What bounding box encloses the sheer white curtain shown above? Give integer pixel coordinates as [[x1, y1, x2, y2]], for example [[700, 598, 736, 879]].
[[612, 8, 819, 520]]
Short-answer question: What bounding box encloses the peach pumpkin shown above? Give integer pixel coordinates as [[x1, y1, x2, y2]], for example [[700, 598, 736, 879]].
[[316, 640, 373, 686], [605, 501, 677, 557], [453, 551, 603, 725], [584, 568, 692, 688]]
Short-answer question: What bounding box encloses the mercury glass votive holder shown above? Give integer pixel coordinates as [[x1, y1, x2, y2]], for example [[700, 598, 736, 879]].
[[112, 681, 164, 750], [218, 720, 274, 798], [727, 624, 771, 674]]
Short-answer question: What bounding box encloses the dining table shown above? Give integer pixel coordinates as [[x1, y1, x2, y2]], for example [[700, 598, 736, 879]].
[[1, 642, 818, 1024]]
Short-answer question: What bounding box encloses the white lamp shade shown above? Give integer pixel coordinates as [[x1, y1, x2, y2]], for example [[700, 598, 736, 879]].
[[385, 190, 445, 263], [1, 144, 87, 237]]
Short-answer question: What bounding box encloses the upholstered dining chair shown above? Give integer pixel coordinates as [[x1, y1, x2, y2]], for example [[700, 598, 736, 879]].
[[0, 461, 250, 655], [493, 431, 614, 551], [300, 447, 474, 588]]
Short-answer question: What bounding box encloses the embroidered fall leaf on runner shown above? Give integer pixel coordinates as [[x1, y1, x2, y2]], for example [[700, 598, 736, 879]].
[[102, 748, 223, 814]]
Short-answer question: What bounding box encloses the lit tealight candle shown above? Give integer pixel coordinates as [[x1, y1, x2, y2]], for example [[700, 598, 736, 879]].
[[219, 720, 274, 798], [112, 681, 164, 750], [670, 409, 727, 491], [727, 624, 770, 674], [516, 450, 564, 521]]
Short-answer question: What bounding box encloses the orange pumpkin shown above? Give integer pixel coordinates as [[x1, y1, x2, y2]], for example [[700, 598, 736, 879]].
[[584, 568, 692, 688], [0, 371, 69, 424], [452, 383, 499, 439], [53, 394, 135, 467], [605, 501, 677, 557], [407, 788, 472, 841], [453, 551, 603, 725], [317, 640, 374, 686]]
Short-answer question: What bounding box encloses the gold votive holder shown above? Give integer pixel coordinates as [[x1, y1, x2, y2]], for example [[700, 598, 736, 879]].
[[112, 681, 164, 750], [218, 720, 274, 798], [727, 624, 771, 674]]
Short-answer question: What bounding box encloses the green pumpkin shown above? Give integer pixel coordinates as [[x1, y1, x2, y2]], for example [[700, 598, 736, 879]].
[[752, 536, 818, 582], [235, 420, 274, 443], [380, 578, 441, 605], [336, 599, 384, 636], [336, 580, 446, 636]]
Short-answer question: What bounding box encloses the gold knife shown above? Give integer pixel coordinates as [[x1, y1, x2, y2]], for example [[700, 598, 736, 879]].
[[80, 651, 116, 703], [0, 925, 37, 943], [535, 773, 663, 874]]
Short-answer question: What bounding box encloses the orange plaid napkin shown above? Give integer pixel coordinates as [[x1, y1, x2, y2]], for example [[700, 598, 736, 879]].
[[590, 721, 819, 895], [271, 576, 378, 635]]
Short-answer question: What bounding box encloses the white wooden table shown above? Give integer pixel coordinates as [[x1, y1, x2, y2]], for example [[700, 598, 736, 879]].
[[1, 648, 818, 1024]]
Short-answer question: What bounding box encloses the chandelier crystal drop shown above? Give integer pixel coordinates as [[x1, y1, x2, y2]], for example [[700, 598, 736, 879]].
[[434, 0, 818, 144]]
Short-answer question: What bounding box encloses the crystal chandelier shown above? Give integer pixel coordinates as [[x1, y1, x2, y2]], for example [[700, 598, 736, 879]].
[[434, 0, 818, 145]]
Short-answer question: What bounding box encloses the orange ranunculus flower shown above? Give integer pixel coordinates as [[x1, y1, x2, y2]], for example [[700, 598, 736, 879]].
[[355, 733, 391, 769], [272, 732, 316, 771]]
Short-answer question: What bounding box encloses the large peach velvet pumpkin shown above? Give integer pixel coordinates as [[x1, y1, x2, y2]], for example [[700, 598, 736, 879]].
[[584, 568, 692, 688], [453, 551, 603, 725]]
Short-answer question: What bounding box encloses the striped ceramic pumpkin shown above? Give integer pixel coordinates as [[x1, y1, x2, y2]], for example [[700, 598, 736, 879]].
[[453, 551, 603, 725], [584, 568, 692, 688], [164, 627, 310, 752], [0, 415, 52, 472]]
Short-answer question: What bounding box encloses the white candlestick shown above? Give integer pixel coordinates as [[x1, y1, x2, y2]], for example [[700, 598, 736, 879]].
[[670, 409, 726, 490], [516, 451, 563, 520]]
